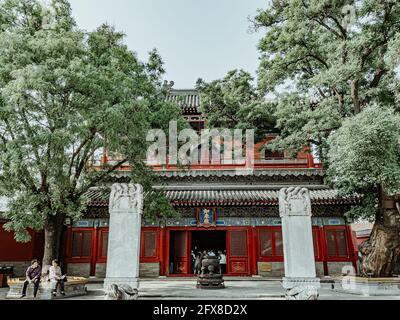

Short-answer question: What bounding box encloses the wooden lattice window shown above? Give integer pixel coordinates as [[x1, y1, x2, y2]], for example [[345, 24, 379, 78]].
[[326, 228, 349, 258], [143, 232, 157, 258], [259, 230, 273, 256], [174, 231, 187, 257], [71, 231, 92, 258], [230, 231, 247, 257], [312, 228, 320, 259], [259, 229, 283, 257], [100, 231, 108, 258], [275, 231, 283, 255]]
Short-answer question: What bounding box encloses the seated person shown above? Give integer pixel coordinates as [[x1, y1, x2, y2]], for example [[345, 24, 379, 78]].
[[49, 259, 66, 296], [21, 259, 42, 298]]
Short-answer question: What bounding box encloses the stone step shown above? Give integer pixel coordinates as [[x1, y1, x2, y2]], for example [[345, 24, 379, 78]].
[[87, 276, 336, 283]]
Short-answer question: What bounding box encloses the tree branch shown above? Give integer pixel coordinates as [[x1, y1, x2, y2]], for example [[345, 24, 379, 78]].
[[370, 68, 386, 88], [312, 17, 343, 40], [327, 15, 347, 39], [68, 128, 97, 178], [351, 79, 361, 114], [70, 140, 99, 192], [76, 158, 129, 197]]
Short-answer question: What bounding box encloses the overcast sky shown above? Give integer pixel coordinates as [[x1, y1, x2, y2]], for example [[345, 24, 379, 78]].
[[68, 0, 267, 88]]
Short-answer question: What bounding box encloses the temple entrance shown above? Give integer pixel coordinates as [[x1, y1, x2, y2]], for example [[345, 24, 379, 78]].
[[191, 231, 226, 256], [167, 229, 250, 276], [191, 231, 226, 275], [168, 230, 227, 275], [169, 231, 189, 274]]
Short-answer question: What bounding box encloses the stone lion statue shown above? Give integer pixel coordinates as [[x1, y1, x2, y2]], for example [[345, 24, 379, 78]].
[[105, 284, 138, 300], [286, 286, 319, 300]]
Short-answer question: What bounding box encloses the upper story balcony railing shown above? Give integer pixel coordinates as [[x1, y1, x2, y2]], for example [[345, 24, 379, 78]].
[[88, 154, 322, 172]]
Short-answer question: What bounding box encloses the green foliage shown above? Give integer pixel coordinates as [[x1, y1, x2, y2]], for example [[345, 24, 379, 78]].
[[327, 105, 400, 196], [0, 0, 183, 241], [268, 94, 342, 158], [344, 191, 377, 222], [327, 105, 400, 221], [253, 1, 400, 221], [196, 69, 276, 142], [127, 160, 179, 222], [254, 0, 400, 154]]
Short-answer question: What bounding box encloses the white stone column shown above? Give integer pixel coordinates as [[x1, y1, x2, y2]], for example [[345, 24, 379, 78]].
[[104, 183, 143, 294], [279, 187, 320, 300]]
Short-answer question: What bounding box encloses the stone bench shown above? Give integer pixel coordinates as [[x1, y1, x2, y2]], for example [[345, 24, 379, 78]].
[[6, 277, 88, 300]]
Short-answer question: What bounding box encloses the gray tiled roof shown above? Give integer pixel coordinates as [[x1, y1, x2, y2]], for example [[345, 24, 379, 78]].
[[165, 89, 200, 114], [155, 169, 324, 178], [84, 187, 360, 207], [109, 168, 325, 179]]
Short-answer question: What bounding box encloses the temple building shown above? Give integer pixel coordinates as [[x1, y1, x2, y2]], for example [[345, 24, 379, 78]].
[[0, 89, 359, 278]]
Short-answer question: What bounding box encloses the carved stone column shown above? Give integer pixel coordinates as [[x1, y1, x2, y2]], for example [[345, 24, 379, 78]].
[[104, 183, 143, 299], [279, 187, 320, 300]]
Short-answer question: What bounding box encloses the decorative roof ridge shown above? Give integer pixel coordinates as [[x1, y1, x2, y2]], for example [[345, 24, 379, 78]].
[[109, 168, 325, 178], [85, 184, 331, 192], [151, 184, 330, 191], [168, 88, 198, 94], [83, 187, 361, 208], [153, 168, 324, 172]]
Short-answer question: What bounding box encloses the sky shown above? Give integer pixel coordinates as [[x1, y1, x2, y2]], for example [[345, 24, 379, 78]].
[[68, 0, 267, 89]]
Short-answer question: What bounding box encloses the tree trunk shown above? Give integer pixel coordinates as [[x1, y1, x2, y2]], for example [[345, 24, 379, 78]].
[[42, 213, 66, 267], [351, 79, 361, 114], [359, 188, 400, 277]]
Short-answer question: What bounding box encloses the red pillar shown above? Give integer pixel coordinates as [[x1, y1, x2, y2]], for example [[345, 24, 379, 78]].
[[306, 152, 315, 168], [90, 228, 98, 276], [165, 229, 170, 276], [320, 226, 329, 276], [159, 227, 165, 276], [249, 227, 258, 275], [346, 225, 358, 272]]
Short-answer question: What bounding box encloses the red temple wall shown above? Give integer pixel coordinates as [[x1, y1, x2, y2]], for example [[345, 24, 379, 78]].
[[98, 135, 322, 172], [0, 222, 44, 262], [62, 225, 357, 278], [0, 222, 357, 277]]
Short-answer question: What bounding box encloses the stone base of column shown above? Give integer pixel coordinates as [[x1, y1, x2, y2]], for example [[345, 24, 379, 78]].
[[282, 277, 321, 300], [103, 277, 139, 300]]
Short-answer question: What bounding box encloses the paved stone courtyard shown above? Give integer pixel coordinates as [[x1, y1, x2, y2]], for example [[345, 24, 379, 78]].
[[1, 278, 400, 300]]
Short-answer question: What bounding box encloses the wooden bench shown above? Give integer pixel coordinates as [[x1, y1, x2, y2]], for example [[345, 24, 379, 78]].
[[6, 277, 88, 300]]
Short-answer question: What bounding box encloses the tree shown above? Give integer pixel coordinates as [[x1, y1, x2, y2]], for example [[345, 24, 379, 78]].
[[0, 0, 183, 265], [327, 105, 400, 276], [253, 0, 400, 275], [196, 69, 276, 141]]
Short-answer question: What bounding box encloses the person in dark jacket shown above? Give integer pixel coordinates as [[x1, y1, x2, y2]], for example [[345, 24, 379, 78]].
[[21, 259, 41, 298]]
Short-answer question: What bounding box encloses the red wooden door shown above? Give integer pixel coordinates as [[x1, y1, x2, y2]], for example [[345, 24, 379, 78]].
[[173, 231, 189, 274], [90, 228, 98, 276], [227, 229, 250, 275]]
